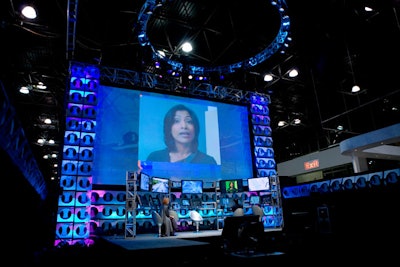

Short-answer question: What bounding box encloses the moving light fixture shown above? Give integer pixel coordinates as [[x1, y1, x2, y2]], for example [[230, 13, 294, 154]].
[[181, 42, 193, 53], [43, 153, 57, 159], [263, 67, 299, 83], [277, 112, 303, 128], [21, 5, 37, 19], [277, 120, 286, 127], [19, 86, 30, 94], [365, 6, 373, 12], [37, 138, 55, 145], [264, 74, 274, 82], [19, 81, 47, 94], [351, 85, 361, 93], [287, 68, 298, 78]]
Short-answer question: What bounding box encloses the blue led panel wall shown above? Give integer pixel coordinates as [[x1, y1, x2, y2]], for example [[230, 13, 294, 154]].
[[55, 63, 99, 246], [250, 94, 276, 177]]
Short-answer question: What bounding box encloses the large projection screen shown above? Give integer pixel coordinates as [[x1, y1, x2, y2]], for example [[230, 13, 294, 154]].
[[92, 86, 254, 185]]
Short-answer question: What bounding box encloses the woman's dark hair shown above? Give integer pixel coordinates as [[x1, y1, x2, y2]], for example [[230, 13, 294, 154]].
[[163, 104, 200, 152]]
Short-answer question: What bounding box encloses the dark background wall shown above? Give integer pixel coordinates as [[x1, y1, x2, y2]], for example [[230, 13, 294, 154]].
[[2, 149, 59, 265]]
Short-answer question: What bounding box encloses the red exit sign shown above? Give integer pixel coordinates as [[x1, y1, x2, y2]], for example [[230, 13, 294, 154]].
[[304, 159, 319, 170]]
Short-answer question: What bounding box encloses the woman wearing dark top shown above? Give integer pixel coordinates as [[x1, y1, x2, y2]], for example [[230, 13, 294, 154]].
[[147, 104, 217, 164], [161, 197, 178, 236]]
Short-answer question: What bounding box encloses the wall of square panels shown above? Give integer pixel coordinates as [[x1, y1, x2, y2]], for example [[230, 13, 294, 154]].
[[281, 167, 400, 199], [54, 63, 100, 247], [249, 95, 277, 178]]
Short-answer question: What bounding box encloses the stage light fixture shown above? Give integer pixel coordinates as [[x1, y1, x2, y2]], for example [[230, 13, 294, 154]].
[[181, 42, 193, 53], [277, 120, 286, 127], [21, 5, 37, 19], [288, 68, 298, 78], [293, 118, 301, 125], [19, 86, 30, 94], [351, 85, 361, 93], [36, 82, 47, 89], [155, 0, 163, 7], [264, 74, 274, 82]]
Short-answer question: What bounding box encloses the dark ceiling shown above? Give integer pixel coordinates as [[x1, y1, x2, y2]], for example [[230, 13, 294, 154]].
[[1, 0, 399, 183]]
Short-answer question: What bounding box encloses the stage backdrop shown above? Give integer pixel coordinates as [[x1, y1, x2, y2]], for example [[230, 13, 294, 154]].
[[55, 63, 279, 246]]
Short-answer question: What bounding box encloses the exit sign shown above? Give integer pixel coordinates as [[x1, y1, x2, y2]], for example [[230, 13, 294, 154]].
[[304, 159, 319, 170]]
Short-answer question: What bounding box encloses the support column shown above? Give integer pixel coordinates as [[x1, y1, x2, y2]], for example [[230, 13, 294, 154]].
[[352, 154, 368, 173]]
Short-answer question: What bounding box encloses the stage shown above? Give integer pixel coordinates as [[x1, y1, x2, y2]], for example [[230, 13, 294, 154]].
[[101, 229, 223, 251], [97, 227, 289, 264]]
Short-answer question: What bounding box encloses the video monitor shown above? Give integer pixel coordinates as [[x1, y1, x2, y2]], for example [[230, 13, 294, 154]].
[[151, 177, 169, 193], [190, 198, 202, 208], [248, 177, 270, 192], [139, 172, 150, 191], [181, 199, 191, 207], [249, 195, 260, 205], [92, 86, 254, 185], [219, 179, 243, 193], [181, 180, 203, 194]]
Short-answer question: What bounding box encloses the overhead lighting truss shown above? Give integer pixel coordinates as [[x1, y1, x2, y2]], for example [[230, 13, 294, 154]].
[[137, 0, 291, 76]]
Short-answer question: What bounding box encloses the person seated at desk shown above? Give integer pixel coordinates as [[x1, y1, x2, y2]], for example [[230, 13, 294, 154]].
[[161, 197, 178, 236]]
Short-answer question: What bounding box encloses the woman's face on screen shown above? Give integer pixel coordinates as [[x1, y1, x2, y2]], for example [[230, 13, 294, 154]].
[[171, 110, 195, 145]]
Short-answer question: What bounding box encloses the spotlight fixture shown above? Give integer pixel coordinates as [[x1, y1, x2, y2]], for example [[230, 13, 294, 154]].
[[36, 82, 47, 90], [155, 1, 163, 7], [364, 6, 373, 12], [19, 86, 30, 94], [181, 42, 193, 53], [351, 85, 361, 93], [293, 118, 301, 125], [264, 74, 274, 82], [21, 5, 37, 19], [288, 68, 298, 78], [278, 120, 286, 127]]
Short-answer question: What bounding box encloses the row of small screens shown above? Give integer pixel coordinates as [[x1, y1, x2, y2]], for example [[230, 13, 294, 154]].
[[139, 173, 271, 194], [177, 195, 269, 208], [144, 195, 268, 208]]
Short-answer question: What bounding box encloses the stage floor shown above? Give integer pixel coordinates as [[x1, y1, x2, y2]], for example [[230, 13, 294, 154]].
[[99, 229, 290, 265], [101, 227, 283, 252], [101, 229, 222, 251]]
